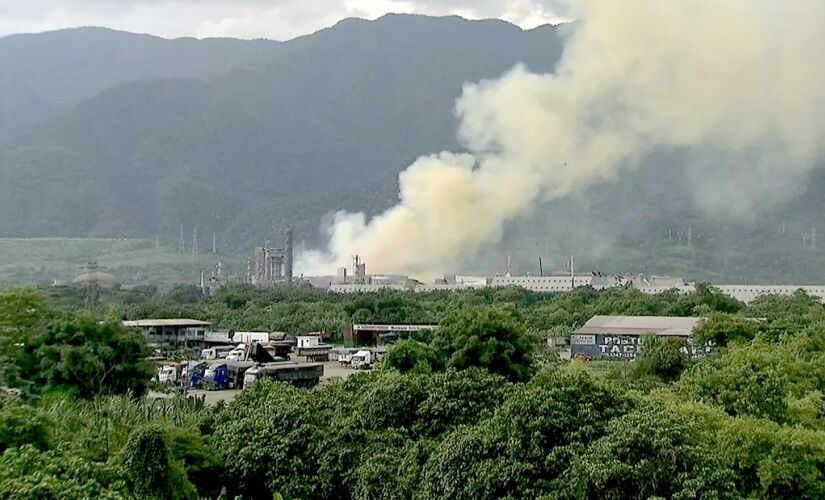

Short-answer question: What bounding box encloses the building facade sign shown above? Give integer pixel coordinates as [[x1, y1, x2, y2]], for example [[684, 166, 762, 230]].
[[571, 334, 712, 360], [570, 334, 596, 345]]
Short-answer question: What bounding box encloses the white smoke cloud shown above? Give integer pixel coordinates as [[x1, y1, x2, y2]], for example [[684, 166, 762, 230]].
[[299, 0, 825, 277]]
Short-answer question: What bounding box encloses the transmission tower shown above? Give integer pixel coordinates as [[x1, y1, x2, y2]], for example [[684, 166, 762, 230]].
[[178, 225, 185, 254], [192, 227, 199, 258], [84, 260, 100, 309]]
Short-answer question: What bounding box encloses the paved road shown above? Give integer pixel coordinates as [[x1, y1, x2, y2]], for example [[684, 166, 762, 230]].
[[188, 361, 358, 405]]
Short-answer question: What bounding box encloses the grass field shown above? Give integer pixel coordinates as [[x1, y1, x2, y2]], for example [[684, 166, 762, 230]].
[[0, 238, 245, 288]]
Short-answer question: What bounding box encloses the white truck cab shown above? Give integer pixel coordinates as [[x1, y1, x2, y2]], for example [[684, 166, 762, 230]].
[[225, 344, 247, 361], [350, 350, 373, 370], [157, 365, 178, 385]]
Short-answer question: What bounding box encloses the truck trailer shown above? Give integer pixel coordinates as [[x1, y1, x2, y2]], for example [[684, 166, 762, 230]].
[[243, 362, 324, 388]]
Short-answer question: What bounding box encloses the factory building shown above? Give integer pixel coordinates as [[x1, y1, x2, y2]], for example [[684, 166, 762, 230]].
[[320, 256, 825, 304], [491, 274, 595, 291], [570, 315, 706, 360], [714, 285, 825, 303]]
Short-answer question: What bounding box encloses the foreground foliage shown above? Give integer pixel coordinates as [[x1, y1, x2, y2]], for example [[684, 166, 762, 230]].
[[1, 286, 825, 498]]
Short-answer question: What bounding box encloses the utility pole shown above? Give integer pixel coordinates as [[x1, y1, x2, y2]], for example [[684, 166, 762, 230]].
[[538, 257, 544, 277], [284, 226, 293, 285], [570, 255, 575, 289]]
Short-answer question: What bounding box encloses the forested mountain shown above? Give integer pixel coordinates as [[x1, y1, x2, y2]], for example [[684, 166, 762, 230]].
[[1, 14, 825, 283], [0, 15, 563, 246], [0, 27, 280, 144]]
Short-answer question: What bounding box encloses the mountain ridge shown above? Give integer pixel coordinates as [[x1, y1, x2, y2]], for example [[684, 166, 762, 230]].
[[3, 14, 824, 283], [0, 14, 564, 247]]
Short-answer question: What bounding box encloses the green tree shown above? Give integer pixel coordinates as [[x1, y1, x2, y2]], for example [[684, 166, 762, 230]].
[[121, 425, 196, 499], [571, 403, 736, 499], [0, 445, 129, 499], [718, 416, 825, 498], [679, 338, 825, 426], [413, 368, 510, 437], [382, 339, 441, 375], [0, 398, 50, 453], [0, 288, 52, 389], [23, 315, 153, 398], [633, 335, 689, 382], [693, 313, 759, 347], [433, 308, 536, 382], [418, 370, 629, 498]]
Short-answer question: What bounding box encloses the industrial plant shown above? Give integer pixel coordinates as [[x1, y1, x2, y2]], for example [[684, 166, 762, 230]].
[[248, 227, 294, 286], [311, 256, 825, 304]]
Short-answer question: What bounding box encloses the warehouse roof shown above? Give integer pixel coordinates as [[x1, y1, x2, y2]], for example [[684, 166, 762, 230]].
[[122, 319, 211, 328], [574, 315, 702, 337]]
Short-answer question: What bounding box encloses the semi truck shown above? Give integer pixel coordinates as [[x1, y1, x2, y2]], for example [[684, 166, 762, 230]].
[[350, 350, 373, 370], [243, 362, 324, 388], [156, 365, 178, 385], [201, 345, 234, 360], [350, 347, 388, 369], [203, 361, 256, 390]]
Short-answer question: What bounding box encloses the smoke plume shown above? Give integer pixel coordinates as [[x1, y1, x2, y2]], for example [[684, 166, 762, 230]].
[[299, 0, 825, 277]]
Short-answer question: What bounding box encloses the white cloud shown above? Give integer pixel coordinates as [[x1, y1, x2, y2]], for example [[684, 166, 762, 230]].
[[0, 0, 569, 39]]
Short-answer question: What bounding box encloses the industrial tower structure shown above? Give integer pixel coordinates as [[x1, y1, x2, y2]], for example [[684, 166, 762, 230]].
[[250, 227, 294, 286]]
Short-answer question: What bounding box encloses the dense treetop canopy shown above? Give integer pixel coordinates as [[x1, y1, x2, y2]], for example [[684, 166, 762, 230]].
[[1, 283, 825, 498]]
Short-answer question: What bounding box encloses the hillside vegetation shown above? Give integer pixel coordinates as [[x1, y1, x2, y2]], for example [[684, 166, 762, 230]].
[[2, 15, 825, 282], [1, 285, 825, 498]]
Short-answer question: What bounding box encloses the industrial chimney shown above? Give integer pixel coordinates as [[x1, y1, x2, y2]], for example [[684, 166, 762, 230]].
[[284, 226, 294, 285]]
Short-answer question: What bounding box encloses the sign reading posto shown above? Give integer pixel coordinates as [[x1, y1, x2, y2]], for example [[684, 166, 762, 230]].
[[570, 334, 644, 359]]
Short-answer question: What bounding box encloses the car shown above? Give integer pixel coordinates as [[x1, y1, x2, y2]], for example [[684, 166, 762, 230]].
[[573, 352, 593, 361]]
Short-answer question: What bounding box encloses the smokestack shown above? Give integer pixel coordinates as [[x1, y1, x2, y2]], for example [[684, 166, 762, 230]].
[[284, 226, 293, 285], [570, 255, 575, 289]]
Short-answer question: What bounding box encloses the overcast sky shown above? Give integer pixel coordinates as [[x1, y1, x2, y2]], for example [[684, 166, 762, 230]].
[[0, 0, 569, 40]]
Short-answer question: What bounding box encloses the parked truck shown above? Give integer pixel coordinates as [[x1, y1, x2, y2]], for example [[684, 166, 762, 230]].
[[350, 350, 374, 370], [203, 361, 256, 390], [156, 365, 179, 385], [185, 361, 208, 388], [201, 346, 233, 360], [350, 347, 388, 370], [231, 331, 270, 344], [243, 362, 324, 388]]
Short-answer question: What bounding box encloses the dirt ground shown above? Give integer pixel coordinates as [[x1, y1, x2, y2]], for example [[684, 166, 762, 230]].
[[188, 361, 359, 405]]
